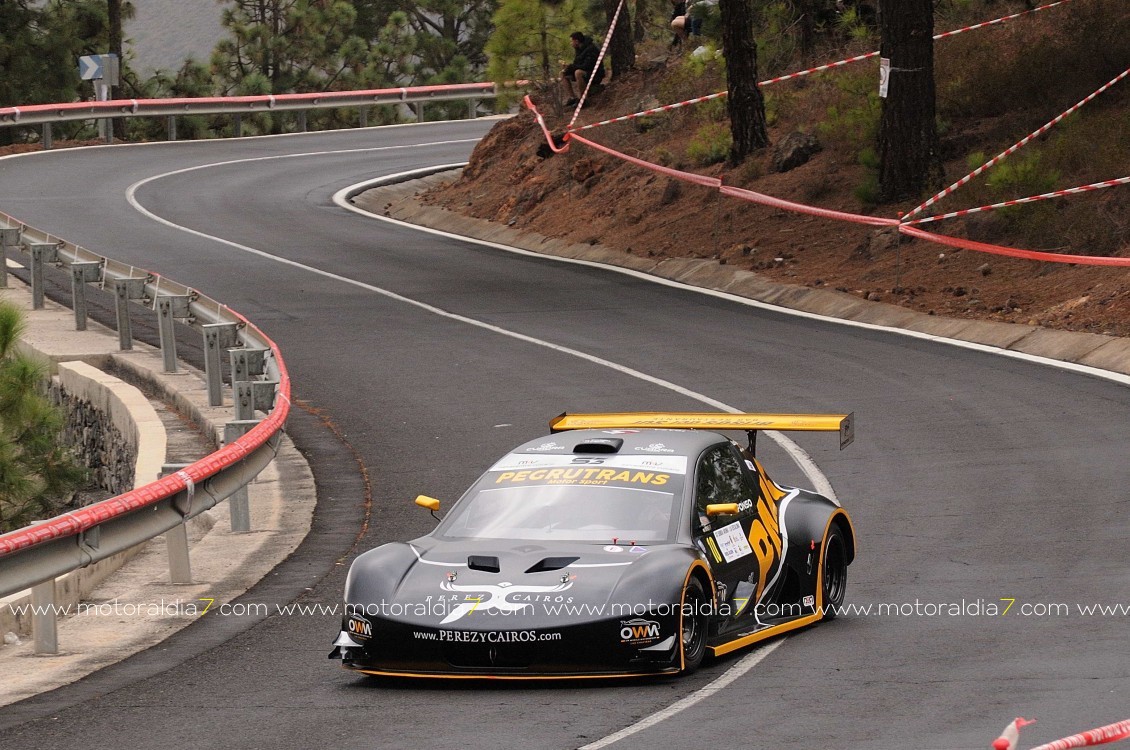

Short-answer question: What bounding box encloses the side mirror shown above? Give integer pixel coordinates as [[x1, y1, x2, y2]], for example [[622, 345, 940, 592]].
[[415, 495, 441, 512], [705, 502, 739, 517]]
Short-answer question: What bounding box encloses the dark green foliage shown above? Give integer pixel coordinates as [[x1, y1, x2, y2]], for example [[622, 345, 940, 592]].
[[0, 302, 86, 534]]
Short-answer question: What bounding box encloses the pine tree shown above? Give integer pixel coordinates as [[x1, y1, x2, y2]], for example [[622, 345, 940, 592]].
[[720, 0, 769, 161], [355, 0, 496, 85], [486, 0, 588, 86], [0, 302, 85, 534], [0, 0, 118, 145], [212, 0, 408, 132], [877, 0, 943, 201]]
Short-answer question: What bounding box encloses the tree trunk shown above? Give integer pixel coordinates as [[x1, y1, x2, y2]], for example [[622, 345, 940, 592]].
[[605, 0, 635, 80], [720, 0, 768, 162], [796, 0, 817, 55], [877, 0, 944, 202]]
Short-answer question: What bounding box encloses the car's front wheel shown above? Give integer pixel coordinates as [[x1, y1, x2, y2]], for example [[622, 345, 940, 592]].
[[680, 576, 708, 673], [821, 524, 849, 618]]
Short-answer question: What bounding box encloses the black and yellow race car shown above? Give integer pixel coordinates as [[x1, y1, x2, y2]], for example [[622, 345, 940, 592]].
[[330, 412, 856, 679]]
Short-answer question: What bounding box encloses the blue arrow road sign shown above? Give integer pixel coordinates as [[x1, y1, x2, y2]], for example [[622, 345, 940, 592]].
[[79, 55, 104, 81]]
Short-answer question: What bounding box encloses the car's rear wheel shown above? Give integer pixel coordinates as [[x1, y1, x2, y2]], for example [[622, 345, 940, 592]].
[[680, 576, 708, 673], [821, 525, 848, 618]]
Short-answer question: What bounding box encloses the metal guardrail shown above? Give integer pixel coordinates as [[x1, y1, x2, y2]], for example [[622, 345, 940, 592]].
[[0, 211, 291, 600], [0, 82, 514, 146]]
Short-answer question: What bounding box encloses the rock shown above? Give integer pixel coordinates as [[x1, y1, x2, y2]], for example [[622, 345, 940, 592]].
[[771, 131, 822, 173]]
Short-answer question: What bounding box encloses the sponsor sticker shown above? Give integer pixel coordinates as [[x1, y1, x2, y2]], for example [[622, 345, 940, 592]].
[[714, 521, 754, 563], [346, 614, 373, 640], [634, 443, 675, 453], [527, 442, 566, 452], [603, 545, 625, 553], [803, 595, 816, 608], [619, 618, 662, 646], [490, 453, 687, 473]]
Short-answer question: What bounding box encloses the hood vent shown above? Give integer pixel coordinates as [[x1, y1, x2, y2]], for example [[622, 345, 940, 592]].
[[573, 438, 623, 454], [467, 555, 500, 573], [525, 556, 579, 573]]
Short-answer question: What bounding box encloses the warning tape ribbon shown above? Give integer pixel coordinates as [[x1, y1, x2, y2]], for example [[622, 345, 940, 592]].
[[1027, 719, 1130, 750], [571, 0, 1074, 135], [903, 67, 1129, 220]]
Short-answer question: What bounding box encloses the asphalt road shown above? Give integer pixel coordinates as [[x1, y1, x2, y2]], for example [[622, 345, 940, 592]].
[[0, 120, 1126, 750]]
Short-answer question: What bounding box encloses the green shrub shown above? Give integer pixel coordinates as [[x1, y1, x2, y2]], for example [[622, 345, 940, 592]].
[[686, 122, 731, 165]]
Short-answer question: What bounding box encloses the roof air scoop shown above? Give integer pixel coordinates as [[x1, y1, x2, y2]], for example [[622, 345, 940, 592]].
[[573, 438, 623, 454], [467, 555, 500, 572], [525, 557, 580, 573]]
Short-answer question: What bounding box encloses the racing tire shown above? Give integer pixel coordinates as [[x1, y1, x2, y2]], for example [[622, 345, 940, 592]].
[[680, 576, 709, 674], [820, 525, 848, 619]]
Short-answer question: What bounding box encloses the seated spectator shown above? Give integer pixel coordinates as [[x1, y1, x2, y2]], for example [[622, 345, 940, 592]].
[[561, 31, 605, 107]]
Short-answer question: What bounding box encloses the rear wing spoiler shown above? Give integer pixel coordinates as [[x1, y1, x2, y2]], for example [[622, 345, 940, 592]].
[[550, 411, 855, 450]]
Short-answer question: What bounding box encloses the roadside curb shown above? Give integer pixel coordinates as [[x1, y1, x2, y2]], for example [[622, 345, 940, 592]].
[[356, 169, 1130, 379]]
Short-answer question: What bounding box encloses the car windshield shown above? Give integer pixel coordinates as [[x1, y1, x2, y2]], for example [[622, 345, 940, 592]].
[[437, 455, 686, 543]]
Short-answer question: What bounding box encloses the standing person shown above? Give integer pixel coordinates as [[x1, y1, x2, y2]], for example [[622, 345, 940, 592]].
[[561, 32, 605, 107], [670, 0, 689, 45]]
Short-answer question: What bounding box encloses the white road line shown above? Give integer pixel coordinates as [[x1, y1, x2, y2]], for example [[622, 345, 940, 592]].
[[580, 640, 785, 749]]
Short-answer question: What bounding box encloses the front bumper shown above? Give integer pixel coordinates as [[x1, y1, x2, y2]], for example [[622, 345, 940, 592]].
[[329, 615, 682, 678]]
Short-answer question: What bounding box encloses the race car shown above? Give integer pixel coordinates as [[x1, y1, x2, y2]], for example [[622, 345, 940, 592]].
[[330, 411, 856, 679]]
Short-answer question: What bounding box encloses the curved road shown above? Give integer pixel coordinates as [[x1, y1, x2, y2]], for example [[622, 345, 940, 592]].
[[0, 121, 1127, 749]]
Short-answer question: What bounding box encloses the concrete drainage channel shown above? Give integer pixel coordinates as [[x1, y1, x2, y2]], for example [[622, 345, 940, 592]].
[[0, 273, 315, 708]]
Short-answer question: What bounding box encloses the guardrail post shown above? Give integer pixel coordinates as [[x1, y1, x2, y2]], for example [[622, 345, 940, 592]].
[[31, 578, 58, 655], [224, 420, 259, 532], [156, 294, 192, 373], [42, 122, 53, 150], [468, 98, 477, 119], [202, 323, 240, 407], [230, 348, 268, 385], [112, 277, 147, 350], [234, 380, 277, 421], [0, 227, 20, 288], [70, 261, 103, 331], [233, 114, 242, 138], [415, 102, 424, 123], [297, 110, 307, 132], [167, 115, 177, 142], [161, 463, 193, 584], [359, 108, 368, 128], [27, 242, 59, 310]]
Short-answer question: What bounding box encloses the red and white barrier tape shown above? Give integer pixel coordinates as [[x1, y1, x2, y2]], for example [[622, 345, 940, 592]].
[[936, 0, 1072, 43], [903, 176, 1130, 226], [992, 717, 1130, 750], [567, 132, 721, 188], [898, 224, 1130, 266], [525, 95, 570, 154], [1017, 719, 1130, 750], [720, 185, 899, 227], [569, 92, 727, 134], [903, 67, 1129, 221], [570, 0, 1074, 135]]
